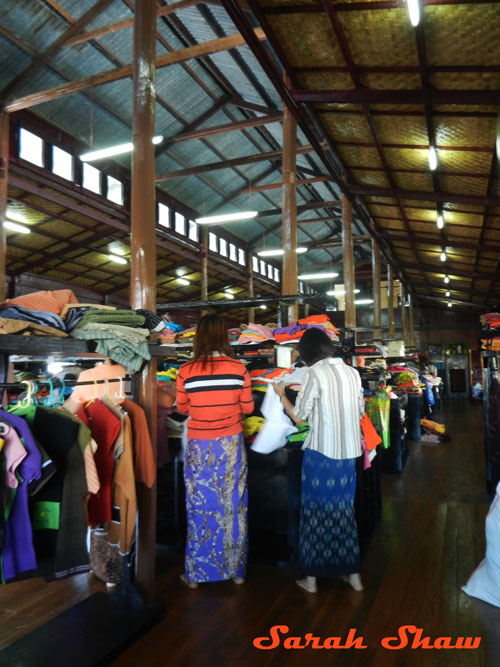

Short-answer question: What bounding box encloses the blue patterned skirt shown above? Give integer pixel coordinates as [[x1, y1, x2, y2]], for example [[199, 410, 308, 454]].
[[183, 432, 248, 583], [299, 450, 360, 577]]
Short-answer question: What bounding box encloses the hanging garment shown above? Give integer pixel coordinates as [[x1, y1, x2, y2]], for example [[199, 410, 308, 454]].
[[366, 388, 391, 449], [76, 400, 121, 525], [0, 410, 42, 581], [122, 398, 157, 488], [361, 413, 382, 451]]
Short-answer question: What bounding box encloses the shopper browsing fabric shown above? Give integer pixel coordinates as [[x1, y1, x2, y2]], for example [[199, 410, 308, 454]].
[[273, 327, 365, 594], [176, 314, 254, 589]]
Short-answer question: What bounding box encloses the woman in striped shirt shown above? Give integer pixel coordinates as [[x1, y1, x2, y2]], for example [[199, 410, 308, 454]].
[[176, 314, 254, 588], [274, 327, 364, 594]]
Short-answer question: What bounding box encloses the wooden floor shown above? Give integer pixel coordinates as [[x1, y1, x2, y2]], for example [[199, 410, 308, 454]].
[[111, 398, 492, 667], [0, 398, 493, 666]]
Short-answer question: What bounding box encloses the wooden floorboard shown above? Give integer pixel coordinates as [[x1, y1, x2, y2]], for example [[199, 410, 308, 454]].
[[111, 398, 491, 667]]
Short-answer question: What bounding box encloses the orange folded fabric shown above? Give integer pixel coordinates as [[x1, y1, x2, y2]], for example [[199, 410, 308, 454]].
[[361, 413, 382, 450]]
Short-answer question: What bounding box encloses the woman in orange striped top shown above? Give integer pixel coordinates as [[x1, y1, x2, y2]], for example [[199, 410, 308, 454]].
[[176, 314, 254, 588]]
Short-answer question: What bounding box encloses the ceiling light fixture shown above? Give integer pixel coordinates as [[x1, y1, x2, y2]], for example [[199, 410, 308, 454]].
[[195, 211, 257, 225], [445, 290, 451, 297], [257, 247, 308, 257], [296, 247, 308, 254], [326, 289, 361, 296], [299, 271, 339, 280], [355, 299, 374, 305], [260, 305, 267, 310], [4, 220, 30, 234], [177, 278, 190, 286], [444, 275, 450, 284], [224, 292, 234, 300], [407, 0, 420, 26], [440, 250, 447, 262], [6, 209, 27, 223], [428, 145, 438, 171], [437, 214, 444, 229], [108, 253, 127, 264], [80, 136, 164, 162], [448, 302, 453, 308]]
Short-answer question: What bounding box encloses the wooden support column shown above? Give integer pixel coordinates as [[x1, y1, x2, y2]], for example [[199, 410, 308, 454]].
[[342, 174, 356, 328], [281, 73, 298, 324], [0, 114, 8, 302], [409, 291, 416, 348], [400, 282, 409, 345], [247, 251, 255, 323], [372, 238, 381, 339], [201, 226, 208, 316], [387, 264, 395, 338], [129, 0, 157, 600]]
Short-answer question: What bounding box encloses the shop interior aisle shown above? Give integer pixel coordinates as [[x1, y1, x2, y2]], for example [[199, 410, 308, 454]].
[[111, 399, 491, 667]]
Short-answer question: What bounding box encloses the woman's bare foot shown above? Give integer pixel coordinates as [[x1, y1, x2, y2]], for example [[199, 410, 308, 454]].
[[233, 577, 245, 584], [296, 576, 317, 593], [180, 574, 199, 589], [341, 573, 364, 591]]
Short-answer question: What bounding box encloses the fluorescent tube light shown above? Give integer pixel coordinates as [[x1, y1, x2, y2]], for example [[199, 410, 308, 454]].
[[407, 0, 420, 27], [440, 251, 446, 262], [355, 299, 374, 305], [428, 145, 438, 170], [326, 289, 360, 296], [445, 290, 450, 297], [110, 245, 126, 256], [177, 278, 190, 286], [6, 208, 26, 223], [108, 253, 127, 264], [257, 246, 308, 257], [81, 136, 164, 161], [195, 211, 258, 225], [260, 305, 267, 310], [224, 292, 234, 299], [299, 271, 339, 280], [448, 302, 452, 307], [444, 275, 450, 284], [4, 220, 30, 234], [437, 214, 444, 229]]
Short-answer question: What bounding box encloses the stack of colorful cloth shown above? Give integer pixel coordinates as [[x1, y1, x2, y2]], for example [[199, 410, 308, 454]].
[[0, 288, 79, 337], [157, 368, 178, 383], [273, 314, 339, 344], [176, 327, 196, 343], [396, 371, 421, 395], [227, 328, 241, 344], [249, 368, 292, 392], [237, 323, 275, 345]]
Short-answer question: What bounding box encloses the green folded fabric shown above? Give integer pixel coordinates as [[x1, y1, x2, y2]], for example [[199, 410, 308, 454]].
[[71, 323, 151, 371], [73, 309, 145, 330]]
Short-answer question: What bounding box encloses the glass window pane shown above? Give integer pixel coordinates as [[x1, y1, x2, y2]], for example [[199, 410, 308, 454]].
[[260, 260, 266, 275], [274, 267, 279, 282], [52, 146, 73, 180], [82, 162, 101, 194], [267, 264, 274, 279], [175, 212, 185, 235], [252, 256, 259, 272], [107, 175, 123, 205], [209, 232, 218, 252], [229, 243, 237, 262], [19, 128, 44, 167], [188, 220, 198, 242], [299, 281, 304, 293], [158, 202, 170, 227], [219, 238, 228, 257], [238, 248, 246, 266]]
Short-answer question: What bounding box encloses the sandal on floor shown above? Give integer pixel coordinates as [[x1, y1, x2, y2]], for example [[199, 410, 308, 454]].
[[296, 578, 317, 594], [180, 574, 199, 589], [232, 577, 245, 585]]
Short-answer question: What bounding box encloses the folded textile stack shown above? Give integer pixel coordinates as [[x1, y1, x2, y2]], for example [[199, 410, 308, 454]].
[[71, 323, 150, 371], [72, 309, 146, 330], [249, 368, 292, 391], [288, 421, 310, 444], [237, 323, 275, 345], [387, 340, 405, 357], [396, 370, 421, 394], [0, 304, 68, 337], [274, 314, 339, 344], [163, 321, 184, 333], [176, 327, 196, 343], [158, 329, 177, 344], [157, 368, 178, 382], [227, 328, 240, 343]]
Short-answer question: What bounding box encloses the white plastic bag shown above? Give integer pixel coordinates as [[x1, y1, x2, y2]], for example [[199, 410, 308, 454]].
[[251, 384, 297, 455], [462, 481, 500, 607]]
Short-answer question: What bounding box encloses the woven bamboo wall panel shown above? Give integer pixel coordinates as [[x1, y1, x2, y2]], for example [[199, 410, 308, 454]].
[[434, 116, 497, 148], [483, 229, 500, 242], [431, 72, 500, 91], [371, 218, 404, 231], [425, 5, 500, 65], [267, 15, 344, 66], [447, 226, 481, 240], [336, 144, 384, 169], [402, 206, 436, 222], [351, 171, 391, 188], [443, 203, 484, 215], [297, 72, 355, 90], [359, 73, 422, 90], [339, 9, 418, 67], [320, 113, 373, 142], [384, 147, 429, 171], [437, 149, 493, 175], [314, 103, 364, 113], [393, 172, 434, 192], [440, 175, 488, 197], [6, 246, 31, 260], [374, 113, 428, 145]]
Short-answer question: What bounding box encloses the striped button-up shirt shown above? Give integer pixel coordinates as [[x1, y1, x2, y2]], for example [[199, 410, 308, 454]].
[[294, 357, 364, 460]]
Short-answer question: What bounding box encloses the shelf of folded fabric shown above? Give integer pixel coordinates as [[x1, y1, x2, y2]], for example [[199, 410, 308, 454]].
[[0, 334, 105, 356]]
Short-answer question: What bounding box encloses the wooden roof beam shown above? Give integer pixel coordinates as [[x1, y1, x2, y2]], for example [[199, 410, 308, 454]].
[[4, 28, 267, 113], [236, 175, 331, 195], [156, 144, 314, 181], [292, 89, 500, 105], [169, 113, 283, 143]]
